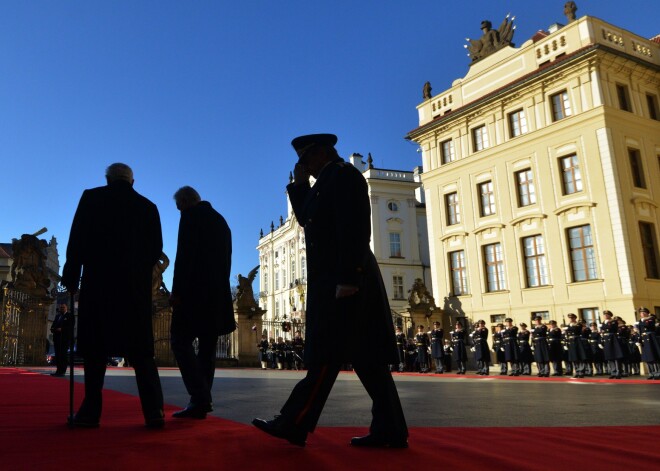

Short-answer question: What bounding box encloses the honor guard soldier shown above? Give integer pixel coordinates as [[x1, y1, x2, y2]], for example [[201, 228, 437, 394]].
[[258, 334, 270, 370], [430, 321, 445, 374], [492, 324, 507, 375], [565, 313, 587, 378], [502, 318, 520, 376], [616, 317, 632, 377], [547, 320, 564, 376], [292, 331, 305, 370], [580, 321, 594, 376], [442, 339, 453, 372], [471, 320, 490, 375], [451, 321, 467, 374], [637, 307, 660, 380], [531, 316, 550, 377], [588, 322, 605, 376], [517, 323, 533, 375], [415, 325, 430, 373], [394, 326, 406, 372], [600, 311, 625, 379], [405, 338, 418, 372], [629, 326, 642, 375]]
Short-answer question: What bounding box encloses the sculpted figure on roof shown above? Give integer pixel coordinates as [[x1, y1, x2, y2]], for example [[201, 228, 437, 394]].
[[465, 14, 516, 64]]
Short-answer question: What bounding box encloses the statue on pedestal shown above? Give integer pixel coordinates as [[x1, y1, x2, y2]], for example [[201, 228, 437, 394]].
[[407, 278, 436, 309], [10, 230, 52, 299], [235, 265, 260, 311], [465, 15, 516, 64]]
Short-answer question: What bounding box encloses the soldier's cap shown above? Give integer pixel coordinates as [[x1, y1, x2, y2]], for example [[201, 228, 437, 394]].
[[590, 322, 597, 326], [519, 322, 527, 328], [567, 313, 577, 318], [417, 325, 424, 329], [291, 134, 338, 161], [639, 307, 650, 313], [549, 320, 557, 325], [433, 321, 440, 325], [603, 310, 613, 316], [476, 319, 485, 324], [533, 316, 542, 321], [504, 317, 513, 322]]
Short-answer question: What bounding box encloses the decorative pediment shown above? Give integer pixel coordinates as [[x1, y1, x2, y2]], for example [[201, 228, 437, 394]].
[[440, 231, 469, 243], [553, 202, 596, 217], [632, 196, 658, 210], [473, 223, 506, 236], [510, 213, 548, 228]]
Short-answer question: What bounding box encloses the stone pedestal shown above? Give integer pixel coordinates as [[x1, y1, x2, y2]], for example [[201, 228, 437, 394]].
[[235, 306, 266, 367]]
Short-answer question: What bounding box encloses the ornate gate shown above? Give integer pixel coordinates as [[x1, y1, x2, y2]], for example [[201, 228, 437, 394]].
[[0, 286, 49, 366]]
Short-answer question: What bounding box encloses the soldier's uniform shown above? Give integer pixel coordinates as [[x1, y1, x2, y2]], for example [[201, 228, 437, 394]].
[[532, 322, 550, 377], [258, 336, 269, 369], [501, 321, 520, 376], [395, 330, 406, 372], [517, 326, 533, 375], [588, 325, 605, 375], [430, 324, 445, 374], [628, 329, 642, 375], [405, 339, 417, 372], [637, 309, 660, 379], [492, 326, 507, 374], [451, 327, 467, 374], [442, 340, 453, 372], [617, 322, 632, 377], [471, 324, 490, 375], [580, 324, 594, 376], [415, 329, 430, 373], [547, 323, 564, 376], [565, 315, 587, 377], [292, 334, 305, 370], [600, 312, 625, 379]]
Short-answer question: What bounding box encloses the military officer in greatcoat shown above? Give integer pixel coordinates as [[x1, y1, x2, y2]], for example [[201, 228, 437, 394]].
[[501, 318, 520, 376], [580, 321, 594, 376], [616, 317, 632, 377], [253, 134, 408, 449], [531, 316, 550, 377], [415, 325, 430, 373], [430, 321, 445, 374], [471, 320, 490, 375], [629, 326, 642, 375], [292, 331, 305, 370], [50, 302, 74, 377], [258, 334, 270, 370], [600, 310, 625, 379], [451, 321, 468, 374], [547, 320, 564, 376], [442, 339, 453, 372], [637, 307, 660, 380]]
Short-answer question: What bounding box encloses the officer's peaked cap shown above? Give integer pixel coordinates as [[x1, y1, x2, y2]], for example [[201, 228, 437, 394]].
[[291, 134, 338, 160]]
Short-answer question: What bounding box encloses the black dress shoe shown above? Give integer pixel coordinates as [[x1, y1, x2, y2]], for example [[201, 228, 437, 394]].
[[145, 417, 165, 429], [69, 415, 100, 428], [252, 416, 307, 447], [172, 405, 207, 419], [350, 434, 408, 449]]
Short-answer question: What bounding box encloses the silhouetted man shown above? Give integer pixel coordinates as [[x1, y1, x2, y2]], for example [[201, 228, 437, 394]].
[[252, 134, 408, 448], [169, 186, 234, 419], [62, 163, 164, 428]]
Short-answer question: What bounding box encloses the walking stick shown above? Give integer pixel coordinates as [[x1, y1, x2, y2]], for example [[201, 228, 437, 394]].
[[67, 292, 76, 428]]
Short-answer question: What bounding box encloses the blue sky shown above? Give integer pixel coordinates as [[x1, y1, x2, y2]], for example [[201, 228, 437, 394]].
[[1, 1, 657, 290]]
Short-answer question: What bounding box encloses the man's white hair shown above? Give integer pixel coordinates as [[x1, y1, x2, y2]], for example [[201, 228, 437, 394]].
[[105, 163, 134, 183]]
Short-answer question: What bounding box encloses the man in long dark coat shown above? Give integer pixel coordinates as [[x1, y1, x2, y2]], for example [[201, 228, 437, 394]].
[[253, 134, 408, 448], [471, 320, 490, 375], [531, 316, 550, 377], [502, 318, 520, 376], [62, 163, 164, 428], [169, 186, 234, 419], [430, 321, 445, 374], [600, 310, 625, 378]]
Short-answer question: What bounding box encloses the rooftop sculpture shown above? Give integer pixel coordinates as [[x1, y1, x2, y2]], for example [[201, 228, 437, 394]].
[[465, 14, 516, 64]]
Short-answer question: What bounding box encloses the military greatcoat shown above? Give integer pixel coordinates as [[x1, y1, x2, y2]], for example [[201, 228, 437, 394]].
[[286, 158, 398, 365]]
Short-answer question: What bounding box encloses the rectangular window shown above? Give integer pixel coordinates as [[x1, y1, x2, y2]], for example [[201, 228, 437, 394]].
[[389, 232, 402, 257], [478, 181, 496, 217], [445, 192, 461, 225], [550, 90, 572, 121], [490, 314, 505, 324], [393, 276, 404, 300], [560, 155, 583, 195], [472, 125, 489, 152], [264, 272, 269, 292], [449, 250, 468, 295], [567, 225, 598, 282], [629, 149, 646, 188], [484, 243, 506, 292], [275, 271, 279, 290], [291, 259, 296, 283], [441, 139, 456, 164], [616, 84, 631, 112], [579, 308, 600, 325], [282, 269, 287, 288], [523, 235, 550, 287], [647, 94, 659, 120], [301, 257, 307, 280], [516, 169, 536, 207], [508, 109, 528, 137], [532, 311, 550, 321], [640, 222, 660, 279]]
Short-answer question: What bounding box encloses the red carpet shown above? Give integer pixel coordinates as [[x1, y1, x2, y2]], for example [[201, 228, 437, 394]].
[[1, 367, 659, 471]]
